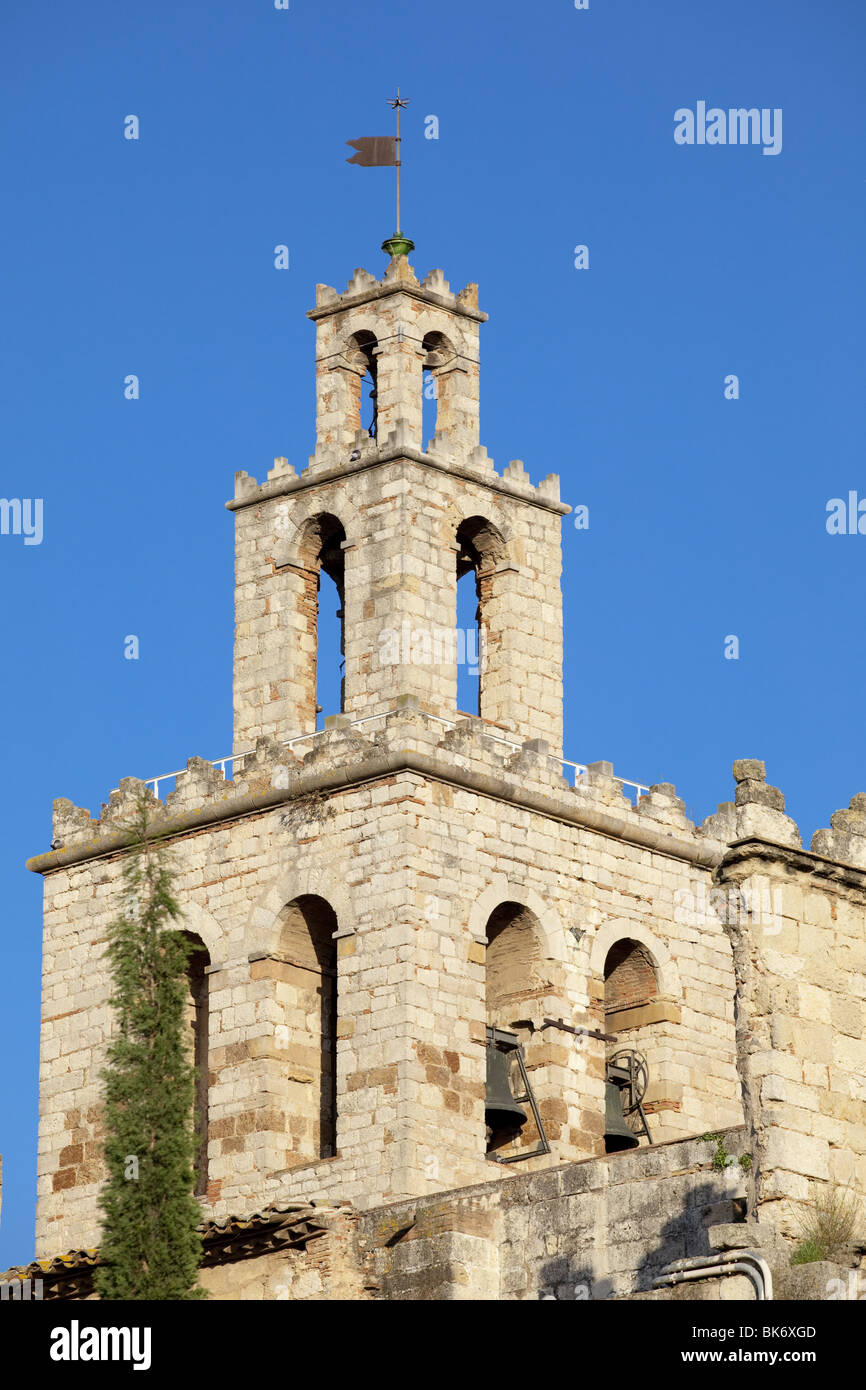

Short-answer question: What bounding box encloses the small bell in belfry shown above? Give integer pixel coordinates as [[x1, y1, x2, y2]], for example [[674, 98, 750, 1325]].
[[604, 1081, 639, 1153], [485, 1042, 527, 1133]]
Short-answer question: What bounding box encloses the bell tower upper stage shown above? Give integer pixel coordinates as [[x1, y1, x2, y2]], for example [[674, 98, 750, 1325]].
[[228, 253, 570, 759]]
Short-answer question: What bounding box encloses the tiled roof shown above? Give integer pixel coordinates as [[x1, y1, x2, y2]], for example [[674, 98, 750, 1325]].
[[0, 1200, 353, 1295]]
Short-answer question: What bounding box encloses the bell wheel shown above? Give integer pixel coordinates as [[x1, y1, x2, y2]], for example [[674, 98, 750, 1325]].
[[608, 1049, 649, 1114]]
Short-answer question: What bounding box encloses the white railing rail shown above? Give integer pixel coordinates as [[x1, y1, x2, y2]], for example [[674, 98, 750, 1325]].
[[126, 709, 649, 804]]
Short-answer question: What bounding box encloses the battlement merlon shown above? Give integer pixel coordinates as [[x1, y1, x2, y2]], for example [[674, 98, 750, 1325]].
[[225, 449, 568, 514], [26, 740, 848, 882], [306, 260, 488, 324]]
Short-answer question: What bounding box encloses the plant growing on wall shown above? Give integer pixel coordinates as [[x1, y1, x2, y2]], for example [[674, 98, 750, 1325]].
[[94, 794, 206, 1300], [702, 1133, 752, 1173], [791, 1182, 861, 1266]]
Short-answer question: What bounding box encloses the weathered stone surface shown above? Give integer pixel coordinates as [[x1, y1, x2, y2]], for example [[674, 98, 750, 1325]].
[[708, 1222, 787, 1252], [720, 842, 866, 1237], [733, 759, 766, 784]]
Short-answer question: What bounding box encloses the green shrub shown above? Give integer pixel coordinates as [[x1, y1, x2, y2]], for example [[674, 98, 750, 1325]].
[[790, 1183, 861, 1268], [791, 1239, 826, 1266]]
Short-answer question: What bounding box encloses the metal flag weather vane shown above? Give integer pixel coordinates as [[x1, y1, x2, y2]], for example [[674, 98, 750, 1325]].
[[346, 90, 414, 258]]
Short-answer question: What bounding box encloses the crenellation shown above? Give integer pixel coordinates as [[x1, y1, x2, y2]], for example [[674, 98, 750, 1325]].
[[463, 443, 495, 476], [811, 793, 866, 868], [635, 783, 694, 834], [234, 735, 298, 797], [345, 266, 378, 297], [266, 456, 296, 483], [732, 759, 802, 847], [165, 757, 230, 816], [503, 458, 528, 484], [698, 800, 737, 843], [314, 283, 339, 309], [51, 798, 99, 849], [456, 282, 480, 312], [234, 469, 259, 501], [419, 267, 452, 300], [381, 255, 420, 289], [99, 777, 163, 829], [574, 761, 630, 811]]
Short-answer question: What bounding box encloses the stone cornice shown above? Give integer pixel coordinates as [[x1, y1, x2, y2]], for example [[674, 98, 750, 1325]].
[[717, 836, 866, 894], [306, 280, 488, 324], [226, 447, 570, 517], [28, 747, 721, 877]]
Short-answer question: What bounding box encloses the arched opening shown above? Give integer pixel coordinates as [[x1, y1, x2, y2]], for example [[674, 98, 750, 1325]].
[[484, 902, 543, 1156], [455, 516, 504, 720], [422, 369, 438, 449], [456, 567, 480, 715], [181, 932, 210, 1195], [346, 331, 378, 439], [298, 513, 347, 729], [422, 331, 456, 448], [276, 894, 338, 1161], [602, 939, 661, 1151], [603, 939, 660, 1025], [486, 902, 541, 1028]]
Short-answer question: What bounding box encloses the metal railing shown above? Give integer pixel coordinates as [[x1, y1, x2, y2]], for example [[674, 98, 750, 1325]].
[[129, 708, 649, 804]]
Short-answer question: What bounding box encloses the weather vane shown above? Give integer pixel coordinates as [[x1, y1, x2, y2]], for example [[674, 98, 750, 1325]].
[[346, 89, 415, 258]]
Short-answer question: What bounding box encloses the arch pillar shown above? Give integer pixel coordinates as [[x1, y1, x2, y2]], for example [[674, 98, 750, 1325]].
[[232, 498, 349, 755]]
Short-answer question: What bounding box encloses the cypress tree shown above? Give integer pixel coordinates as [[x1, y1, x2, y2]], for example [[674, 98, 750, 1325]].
[[94, 797, 206, 1300]]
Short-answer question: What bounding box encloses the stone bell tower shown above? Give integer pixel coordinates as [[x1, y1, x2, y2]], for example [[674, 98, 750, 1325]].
[[230, 254, 567, 759], [24, 237, 866, 1301], [212, 249, 587, 1207], [32, 243, 592, 1258], [34, 241, 744, 1262]]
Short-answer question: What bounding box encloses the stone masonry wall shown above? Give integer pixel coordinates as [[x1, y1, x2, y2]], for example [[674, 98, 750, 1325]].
[[230, 452, 567, 759], [32, 707, 743, 1258], [720, 813, 866, 1234], [361, 1129, 749, 1301]]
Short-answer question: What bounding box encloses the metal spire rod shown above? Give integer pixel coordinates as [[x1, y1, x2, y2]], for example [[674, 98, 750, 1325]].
[[387, 89, 409, 237]]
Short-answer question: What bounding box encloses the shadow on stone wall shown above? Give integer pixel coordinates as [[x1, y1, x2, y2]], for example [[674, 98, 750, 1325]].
[[633, 1180, 736, 1294], [534, 1178, 743, 1300]]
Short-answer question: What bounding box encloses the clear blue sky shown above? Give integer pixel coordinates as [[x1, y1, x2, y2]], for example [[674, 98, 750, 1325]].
[[1, 0, 864, 1267]]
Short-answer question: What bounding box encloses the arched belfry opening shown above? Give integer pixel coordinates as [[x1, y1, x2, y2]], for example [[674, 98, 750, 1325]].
[[297, 513, 347, 727], [603, 939, 660, 1024], [483, 902, 551, 1161], [345, 330, 378, 439], [455, 516, 504, 719], [421, 330, 456, 448], [276, 894, 338, 1162], [180, 932, 210, 1196], [602, 939, 661, 1151], [486, 902, 541, 1029]]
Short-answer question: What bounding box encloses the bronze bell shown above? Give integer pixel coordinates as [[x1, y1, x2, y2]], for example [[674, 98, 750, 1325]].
[[485, 1043, 528, 1132], [604, 1080, 639, 1152]]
